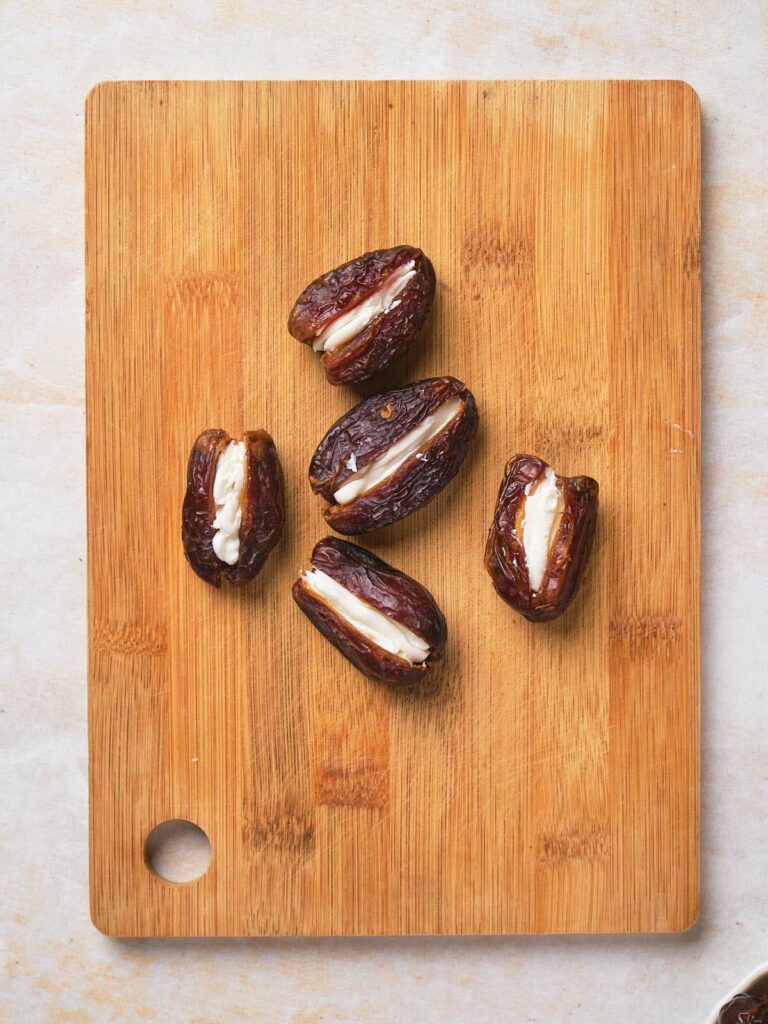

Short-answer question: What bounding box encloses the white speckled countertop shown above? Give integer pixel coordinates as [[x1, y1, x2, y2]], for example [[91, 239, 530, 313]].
[[1, 2, 766, 1021]]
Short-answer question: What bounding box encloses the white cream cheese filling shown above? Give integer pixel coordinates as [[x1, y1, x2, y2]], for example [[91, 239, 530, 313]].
[[521, 467, 564, 592], [332, 396, 463, 506], [313, 260, 416, 353], [301, 567, 430, 664], [211, 440, 246, 565]]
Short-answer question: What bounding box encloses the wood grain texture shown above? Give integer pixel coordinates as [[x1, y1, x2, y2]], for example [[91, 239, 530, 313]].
[[86, 80, 700, 936]]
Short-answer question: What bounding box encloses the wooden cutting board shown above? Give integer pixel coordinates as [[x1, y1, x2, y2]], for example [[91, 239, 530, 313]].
[[86, 80, 700, 936]]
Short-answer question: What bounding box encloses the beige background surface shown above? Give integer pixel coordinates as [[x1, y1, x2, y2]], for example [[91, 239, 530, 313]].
[[1, 1, 765, 1021]]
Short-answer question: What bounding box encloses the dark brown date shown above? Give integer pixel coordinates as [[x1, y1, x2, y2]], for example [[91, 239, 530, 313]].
[[292, 537, 447, 685], [288, 245, 436, 385], [309, 376, 479, 535], [718, 993, 768, 1024], [484, 454, 598, 622], [182, 428, 284, 587]]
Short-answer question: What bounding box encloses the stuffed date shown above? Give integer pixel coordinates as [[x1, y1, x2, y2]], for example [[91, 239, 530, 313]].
[[288, 245, 436, 385], [292, 537, 446, 685], [309, 376, 478, 535], [182, 428, 284, 587], [484, 454, 598, 622]]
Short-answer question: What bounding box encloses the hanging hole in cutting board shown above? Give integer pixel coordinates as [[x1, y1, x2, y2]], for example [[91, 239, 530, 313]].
[[144, 819, 211, 884]]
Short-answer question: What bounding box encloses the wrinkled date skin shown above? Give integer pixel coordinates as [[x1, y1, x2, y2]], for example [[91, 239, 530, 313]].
[[484, 454, 598, 623], [718, 993, 768, 1024], [182, 428, 284, 587], [309, 376, 479, 535], [292, 537, 447, 685], [287, 245, 436, 385]]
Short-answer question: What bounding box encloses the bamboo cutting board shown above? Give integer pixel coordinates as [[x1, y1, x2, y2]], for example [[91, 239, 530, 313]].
[[86, 80, 700, 936]]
